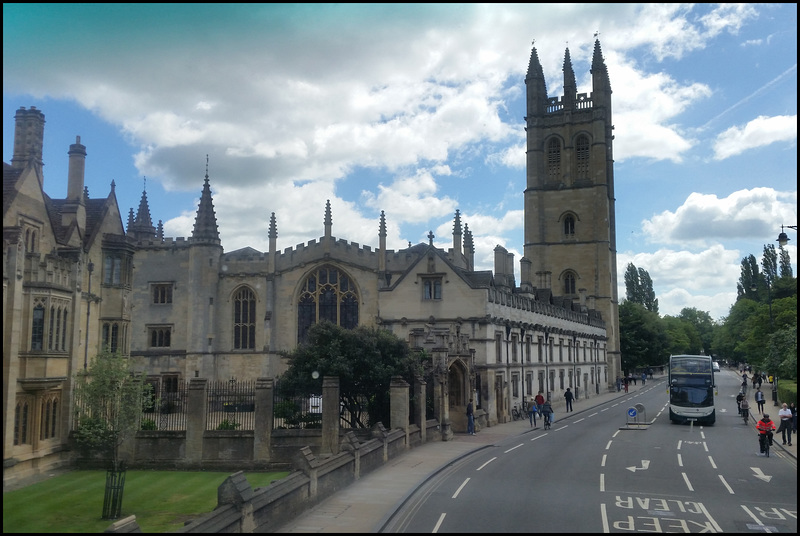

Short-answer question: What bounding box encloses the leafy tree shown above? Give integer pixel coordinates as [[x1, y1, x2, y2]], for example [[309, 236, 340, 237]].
[[624, 263, 658, 313], [736, 254, 760, 300], [778, 246, 793, 278], [72, 352, 153, 470], [677, 307, 716, 355], [277, 322, 426, 428], [661, 315, 700, 355], [619, 301, 669, 373]]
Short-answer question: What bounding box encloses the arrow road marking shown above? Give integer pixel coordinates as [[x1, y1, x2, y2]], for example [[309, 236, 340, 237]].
[[750, 467, 772, 482], [626, 460, 650, 472]]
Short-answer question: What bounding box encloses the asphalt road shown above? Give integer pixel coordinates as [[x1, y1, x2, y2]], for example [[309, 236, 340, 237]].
[[384, 372, 797, 533]]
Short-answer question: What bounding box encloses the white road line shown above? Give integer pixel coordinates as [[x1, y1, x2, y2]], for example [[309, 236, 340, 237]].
[[601, 454, 607, 467], [708, 455, 717, 469], [452, 478, 470, 498], [476, 457, 496, 471], [677, 453, 683, 467], [504, 443, 524, 453], [432, 513, 446, 533], [718, 474, 734, 494], [682, 472, 694, 491], [601, 502, 610, 533], [600, 473, 605, 492], [605, 440, 613, 450]]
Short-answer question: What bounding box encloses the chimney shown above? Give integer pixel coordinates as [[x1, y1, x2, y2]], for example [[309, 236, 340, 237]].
[[67, 136, 87, 201], [11, 106, 46, 177]]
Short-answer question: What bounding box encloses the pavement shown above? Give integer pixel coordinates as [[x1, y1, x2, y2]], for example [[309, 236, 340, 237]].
[[274, 375, 796, 533]]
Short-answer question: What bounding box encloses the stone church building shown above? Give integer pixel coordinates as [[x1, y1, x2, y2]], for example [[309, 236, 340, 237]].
[[3, 39, 620, 486]]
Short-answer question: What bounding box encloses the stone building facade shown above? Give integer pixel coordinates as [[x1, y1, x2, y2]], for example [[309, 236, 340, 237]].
[[3, 39, 621, 486], [3, 106, 132, 486]]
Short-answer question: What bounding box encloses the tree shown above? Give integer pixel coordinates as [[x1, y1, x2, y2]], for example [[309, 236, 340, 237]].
[[677, 307, 716, 356], [778, 246, 793, 278], [736, 254, 760, 300], [619, 301, 669, 373], [72, 352, 153, 519], [624, 263, 658, 313], [277, 322, 426, 428]]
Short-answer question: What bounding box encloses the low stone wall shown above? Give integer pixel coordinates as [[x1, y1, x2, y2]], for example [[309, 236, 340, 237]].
[[107, 422, 437, 533]]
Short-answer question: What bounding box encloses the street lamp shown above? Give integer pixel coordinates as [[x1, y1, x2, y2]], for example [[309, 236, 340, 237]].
[[776, 224, 797, 247], [571, 334, 577, 399], [543, 329, 551, 400], [84, 260, 94, 370]]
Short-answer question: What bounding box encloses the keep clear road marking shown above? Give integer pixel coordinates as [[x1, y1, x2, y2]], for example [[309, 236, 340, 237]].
[[751, 467, 773, 482], [626, 460, 650, 472]]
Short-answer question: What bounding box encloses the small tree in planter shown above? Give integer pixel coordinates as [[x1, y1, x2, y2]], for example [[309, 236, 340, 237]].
[[72, 352, 153, 519]]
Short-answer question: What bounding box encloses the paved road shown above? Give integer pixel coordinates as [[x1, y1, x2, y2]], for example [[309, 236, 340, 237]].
[[275, 373, 796, 533]]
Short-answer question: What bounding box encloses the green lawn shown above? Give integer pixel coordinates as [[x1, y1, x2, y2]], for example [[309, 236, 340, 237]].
[[3, 469, 289, 533]]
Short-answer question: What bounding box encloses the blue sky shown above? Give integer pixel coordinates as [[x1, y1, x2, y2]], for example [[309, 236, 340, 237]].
[[3, 4, 797, 321]]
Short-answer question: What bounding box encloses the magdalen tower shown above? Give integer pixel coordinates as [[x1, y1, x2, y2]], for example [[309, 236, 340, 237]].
[[521, 39, 621, 388]]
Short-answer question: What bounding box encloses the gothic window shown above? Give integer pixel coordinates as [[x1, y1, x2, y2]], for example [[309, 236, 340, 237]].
[[576, 134, 590, 179], [564, 272, 577, 295], [104, 255, 122, 285], [102, 321, 126, 353], [62, 310, 68, 351], [14, 399, 30, 445], [31, 304, 44, 351], [297, 265, 359, 343], [25, 228, 38, 253], [547, 138, 561, 181], [233, 287, 256, 350], [563, 215, 575, 236], [422, 278, 442, 300], [152, 283, 173, 304], [148, 326, 172, 348], [40, 395, 59, 440]]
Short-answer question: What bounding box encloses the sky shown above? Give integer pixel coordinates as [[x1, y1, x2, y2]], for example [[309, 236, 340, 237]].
[[3, 3, 797, 322]]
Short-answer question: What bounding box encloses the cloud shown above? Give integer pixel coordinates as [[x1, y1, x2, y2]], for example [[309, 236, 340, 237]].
[[641, 188, 797, 247], [712, 114, 798, 160]]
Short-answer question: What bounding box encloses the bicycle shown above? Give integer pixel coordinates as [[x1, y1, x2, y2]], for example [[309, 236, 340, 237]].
[[758, 434, 771, 457], [741, 407, 749, 425], [511, 405, 524, 421], [543, 412, 552, 430]]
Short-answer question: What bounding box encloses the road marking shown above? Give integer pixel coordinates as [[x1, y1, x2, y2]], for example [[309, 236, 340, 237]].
[[719, 474, 734, 494], [682, 472, 694, 491], [600, 473, 605, 492], [504, 443, 524, 453], [677, 453, 683, 467], [626, 460, 650, 472], [574, 417, 585, 423], [529, 434, 547, 441], [601, 454, 607, 467], [601, 502, 610, 532], [452, 478, 469, 498], [605, 440, 613, 450], [476, 457, 496, 471], [751, 467, 772, 482], [432, 513, 446, 533]]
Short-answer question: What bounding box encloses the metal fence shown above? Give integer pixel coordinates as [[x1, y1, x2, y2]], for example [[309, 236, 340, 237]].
[[206, 380, 256, 431], [272, 382, 369, 429], [141, 381, 189, 431]]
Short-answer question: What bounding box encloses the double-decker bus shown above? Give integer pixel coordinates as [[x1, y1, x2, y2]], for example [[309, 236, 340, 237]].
[[668, 354, 717, 425]]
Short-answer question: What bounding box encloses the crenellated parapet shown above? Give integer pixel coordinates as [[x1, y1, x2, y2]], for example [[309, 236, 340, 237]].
[[487, 286, 605, 329]]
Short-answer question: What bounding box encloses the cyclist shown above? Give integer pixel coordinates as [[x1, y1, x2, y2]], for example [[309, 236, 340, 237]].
[[541, 399, 553, 429], [740, 396, 750, 423], [756, 413, 776, 454]]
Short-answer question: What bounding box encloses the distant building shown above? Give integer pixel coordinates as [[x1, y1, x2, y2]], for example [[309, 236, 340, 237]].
[[3, 39, 620, 486]]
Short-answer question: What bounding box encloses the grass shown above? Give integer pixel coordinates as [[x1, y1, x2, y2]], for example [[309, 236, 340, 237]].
[[2, 469, 289, 533]]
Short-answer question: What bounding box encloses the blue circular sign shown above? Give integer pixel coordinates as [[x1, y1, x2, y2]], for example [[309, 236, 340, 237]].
[[627, 407, 637, 418]]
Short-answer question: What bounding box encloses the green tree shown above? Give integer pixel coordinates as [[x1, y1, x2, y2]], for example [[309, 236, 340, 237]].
[[277, 322, 426, 428], [624, 263, 658, 313], [677, 307, 716, 355], [661, 315, 700, 355], [72, 353, 153, 469], [778, 246, 793, 278], [736, 254, 760, 300], [619, 301, 669, 373]]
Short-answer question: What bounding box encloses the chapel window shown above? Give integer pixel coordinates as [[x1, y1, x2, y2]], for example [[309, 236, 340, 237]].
[[297, 265, 359, 343]]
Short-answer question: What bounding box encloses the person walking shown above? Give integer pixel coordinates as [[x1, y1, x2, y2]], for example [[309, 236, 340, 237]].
[[534, 391, 545, 408], [528, 396, 538, 427], [564, 388, 574, 412], [466, 398, 475, 435], [755, 388, 766, 414], [790, 402, 797, 434], [623, 376, 629, 393], [641, 372, 647, 386], [777, 403, 793, 446]]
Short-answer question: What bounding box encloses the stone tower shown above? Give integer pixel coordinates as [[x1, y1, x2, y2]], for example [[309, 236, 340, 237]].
[[521, 39, 620, 387]]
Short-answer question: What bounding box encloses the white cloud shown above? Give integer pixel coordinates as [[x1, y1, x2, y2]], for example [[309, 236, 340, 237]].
[[712, 114, 798, 160]]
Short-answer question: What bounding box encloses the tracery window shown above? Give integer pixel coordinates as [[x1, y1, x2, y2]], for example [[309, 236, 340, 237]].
[[576, 134, 590, 179], [547, 138, 561, 181], [152, 283, 173, 304], [564, 272, 577, 295], [40, 394, 59, 440], [422, 278, 442, 300], [563, 215, 575, 236], [14, 398, 31, 445], [233, 287, 256, 350], [297, 265, 359, 343], [102, 321, 128, 354], [148, 326, 172, 348], [31, 303, 45, 351]]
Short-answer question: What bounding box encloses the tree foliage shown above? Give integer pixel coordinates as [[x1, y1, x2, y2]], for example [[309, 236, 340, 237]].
[[72, 352, 153, 469], [277, 321, 426, 428], [619, 301, 670, 373], [624, 263, 658, 313]]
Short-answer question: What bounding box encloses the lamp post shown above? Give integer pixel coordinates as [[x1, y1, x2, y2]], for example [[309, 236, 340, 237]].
[[543, 329, 551, 400], [594, 337, 600, 395], [520, 326, 526, 404], [505, 323, 511, 417], [776, 224, 797, 247], [571, 334, 577, 399]]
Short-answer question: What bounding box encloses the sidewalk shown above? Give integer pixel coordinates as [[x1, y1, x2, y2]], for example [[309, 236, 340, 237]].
[[275, 379, 657, 533]]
